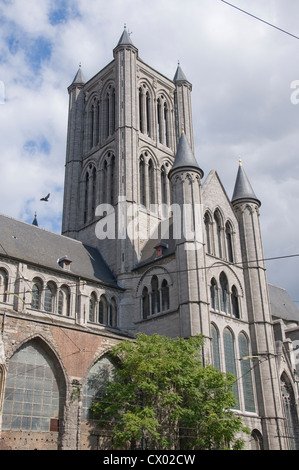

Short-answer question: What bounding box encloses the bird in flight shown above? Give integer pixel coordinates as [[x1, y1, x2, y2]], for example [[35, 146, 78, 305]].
[[40, 193, 50, 201]]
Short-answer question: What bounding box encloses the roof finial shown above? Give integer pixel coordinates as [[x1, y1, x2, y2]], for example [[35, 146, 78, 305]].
[[239, 157, 242, 166]]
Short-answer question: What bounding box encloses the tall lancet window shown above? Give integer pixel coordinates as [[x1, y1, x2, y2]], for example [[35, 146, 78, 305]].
[[211, 324, 221, 370], [103, 160, 108, 203], [157, 98, 162, 143], [161, 279, 169, 311], [84, 171, 89, 224], [223, 328, 239, 409], [105, 92, 110, 139], [214, 210, 223, 258], [231, 285, 239, 318], [104, 85, 115, 139], [204, 212, 212, 254], [239, 333, 255, 413], [164, 102, 169, 147], [110, 155, 115, 205], [139, 156, 146, 207], [225, 222, 234, 262], [151, 275, 160, 315], [161, 166, 167, 205], [220, 272, 230, 314], [210, 278, 219, 311], [148, 159, 155, 205], [146, 91, 151, 136], [142, 287, 149, 319], [92, 167, 96, 215], [139, 87, 143, 132]]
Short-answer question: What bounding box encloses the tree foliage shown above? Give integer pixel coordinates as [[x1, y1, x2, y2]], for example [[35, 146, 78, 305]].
[[90, 333, 249, 450]]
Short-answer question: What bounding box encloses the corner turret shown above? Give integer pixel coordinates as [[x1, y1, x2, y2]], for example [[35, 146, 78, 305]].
[[231, 160, 260, 207]]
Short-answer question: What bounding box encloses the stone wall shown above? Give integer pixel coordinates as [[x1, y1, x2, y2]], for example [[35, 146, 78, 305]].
[[0, 310, 125, 450]]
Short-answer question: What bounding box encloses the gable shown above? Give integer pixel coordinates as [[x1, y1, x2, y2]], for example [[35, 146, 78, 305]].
[[202, 170, 237, 224]]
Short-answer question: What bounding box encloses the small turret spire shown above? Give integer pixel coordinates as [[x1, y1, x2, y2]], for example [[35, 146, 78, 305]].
[[71, 64, 86, 85], [32, 212, 38, 226], [173, 62, 188, 82], [117, 24, 134, 46], [169, 132, 203, 178], [232, 161, 260, 206]]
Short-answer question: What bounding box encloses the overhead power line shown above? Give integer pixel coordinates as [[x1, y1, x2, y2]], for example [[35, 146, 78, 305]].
[[220, 0, 299, 40]]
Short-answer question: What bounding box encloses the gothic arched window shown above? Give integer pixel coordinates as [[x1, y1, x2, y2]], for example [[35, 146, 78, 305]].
[[142, 286, 150, 319], [0, 268, 8, 303], [211, 324, 221, 370], [151, 275, 160, 315], [84, 171, 89, 224], [161, 166, 167, 205], [99, 295, 108, 325], [223, 328, 239, 409], [204, 212, 212, 254], [139, 156, 146, 207], [58, 285, 70, 316], [82, 355, 115, 420], [163, 102, 169, 147], [92, 166, 97, 214], [157, 98, 162, 143], [146, 91, 151, 136], [161, 279, 169, 311], [89, 292, 97, 322], [214, 210, 223, 258], [31, 278, 42, 310], [238, 333, 255, 412], [225, 222, 234, 262], [251, 430, 264, 450], [231, 285, 240, 318], [2, 339, 63, 432], [104, 85, 115, 139], [44, 282, 56, 313], [148, 158, 155, 205], [210, 278, 219, 311], [220, 272, 230, 314], [281, 373, 299, 449]]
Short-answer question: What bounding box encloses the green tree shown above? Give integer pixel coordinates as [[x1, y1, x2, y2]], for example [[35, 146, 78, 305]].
[[90, 333, 249, 450]]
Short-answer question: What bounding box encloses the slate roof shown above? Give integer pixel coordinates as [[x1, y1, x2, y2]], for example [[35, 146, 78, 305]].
[[173, 64, 188, 82], [0, 214, 118, 288], [268, 283, 299, 322], [71, 66, 86, 85], [231, 163, 260, 206], [117, 27, 134, 47], [169, 132, 203, 177]]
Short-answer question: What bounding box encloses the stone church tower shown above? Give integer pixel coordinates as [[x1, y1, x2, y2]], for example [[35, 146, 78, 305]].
[[1, 28, 298, 451], [62, 26, 193, 277], [60, 28, 292, 450]]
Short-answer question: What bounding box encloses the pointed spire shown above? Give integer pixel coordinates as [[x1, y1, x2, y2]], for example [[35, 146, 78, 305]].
[[169, 131, 203, 178], [117, 24, 134, 46], [32, 212, 38, 226], [232, 160, 261, 206], [72, 63, 86, 85], [173, 61, 188, 82]]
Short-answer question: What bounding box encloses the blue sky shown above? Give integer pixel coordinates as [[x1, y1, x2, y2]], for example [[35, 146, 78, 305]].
[[0, 0, 299, 302]]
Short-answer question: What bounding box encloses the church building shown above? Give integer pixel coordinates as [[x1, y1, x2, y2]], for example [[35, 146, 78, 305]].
[[0, 28, 299, 450]]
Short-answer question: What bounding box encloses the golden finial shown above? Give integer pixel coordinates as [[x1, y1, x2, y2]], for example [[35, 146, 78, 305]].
[[239, 158, 242, 166]]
